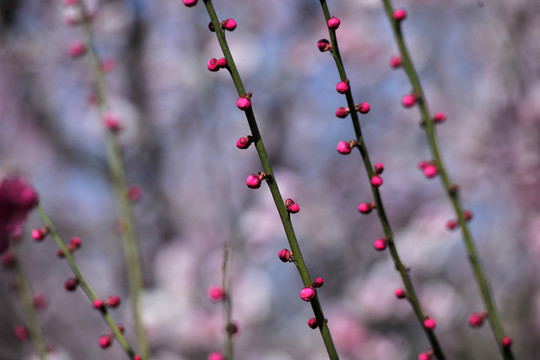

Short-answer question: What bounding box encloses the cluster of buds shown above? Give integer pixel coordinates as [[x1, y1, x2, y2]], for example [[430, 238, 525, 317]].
[[236, 135, 253, 150], [446, 210, 473, 231], [246, 172, 270, 189], [207, 18, 237, 32], [285, 198, 300, 214], [93, 295, 121, 310], [300, 278, 324, 302], [57, 237, 82, 258], [236, 92, 252, 111], [31, 227, 49, 241], [417, 160, 438, 178], [207, 57, 227, 72]]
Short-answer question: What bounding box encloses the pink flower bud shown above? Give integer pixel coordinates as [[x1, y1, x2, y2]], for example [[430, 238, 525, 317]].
[[65, 277, 79, 291], [358, 202, 373, 214], [246, 174, 262, 189], [336, 81, 350, 94], [313, 277, 323, 288], [208, 22, 215, 32], [99, 334, 112, 348], [374, 163, 384, 174], [371, 175, 383, 187], [14, 325, 28, 341], [278, 249, 291, 262], [222, 18, 237, 31], [133, 356, 142, 360], [33, 293, 48, 309], [432, 112, 446, 123], [236, 96, 251, 111], [300, 287, 316, 302], [207, 58, 219, 72], [417, 160, 428, 170], [31, 227, 48, 241], [236, 136, 253, 149], [394, 288, 406, 299], [336, 141, 352, 155], [393, 9, 407, 22], [317, 39, 331, 52], [183, 0, 198, 7], [356, 102, 370, 114], [307, 317, 318, 329], [468, 312, 485, 327], [418, 352, 432, 360], [285, 198, 300, 213], [424, 318, 436, 330], [501, 336, 512, 348], [335, 107, 349, 118], [402, 94, 417, 107], [208, 286, 225, 302], [208, 352, 225, 360], [446, 219, 458, 231], [103, 113, 122, 132], [105, 295, 121, 308], [390, 55, 402, 69], [423, 164, 438, 178], [463, 210, 473, 221], [327, 17, 340, 30], [68, 41, 86, 58], [373, 238, 387, 251], [216, 58, 227, 68], [127, 185, 142, 202], [93, 299, 104, 309], [70, 236, 82, 249]]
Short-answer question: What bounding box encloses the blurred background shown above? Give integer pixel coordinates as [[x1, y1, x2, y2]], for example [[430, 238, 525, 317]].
[[0, 0, 539, 359]]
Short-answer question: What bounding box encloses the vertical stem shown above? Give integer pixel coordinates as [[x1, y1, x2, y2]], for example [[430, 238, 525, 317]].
[[200, 1, 339, 358], [73, 3, 148, 358], [12, 244, 48, 360], [222, 244, 233, 360], [317, 1, 446, 358], [37, 204, 138, 359], [379, 2, 514, 359]]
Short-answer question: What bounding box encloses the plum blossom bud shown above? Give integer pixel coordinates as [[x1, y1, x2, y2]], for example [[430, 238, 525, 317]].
[[285, 198, 300, 213], [246, 174, 261, 189], [335, 107, 349, 118], [222, 18, 237, 31], [99, 334, 113, 348], [208, 353, 225, 360], [336, 141, 352, 155], [236, 136, 253, 149], [423, 164, 438, 178], [358, 202, 373, 214], [105, 295, 121, 308], [312, 277, 323, 288], [317, 39, 332, 52], [374, 163, 384, 174], [356, 102, 370, 114], [402, 94, 417, 108], [236, 95, 251, 110], [373, 238, 387, 251], [207, 58, 219, 72], [432, 112, 446, 123], [278, 249, 291, 262], [216, 58, 227, 68], [393, 9, 407, 22], [327, 17, 340, 30], [300, 287, 316, 302], [307, 317, 318, 329], [371, 175, 383, 187], [183, 0, 198, 7], [501, 336, 512, 348], [468, 312, 485, 327], [68, 41, 86, 58], [424, 318, 436, 330], [446, 219, 458, 231], [208, 286, 225, 302], [418, 352, 432, 360], [390, 55, 402, 69], [394, 288, 406, 299], [336, 80, 350, 94]]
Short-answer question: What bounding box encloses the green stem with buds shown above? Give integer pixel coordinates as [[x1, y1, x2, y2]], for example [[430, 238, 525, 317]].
[[379, 2, 514, 359], [200, 1, 340, 358], [318, 1, 447, 358], [37, 204, 138, 359], [73, 3, 148, 358]]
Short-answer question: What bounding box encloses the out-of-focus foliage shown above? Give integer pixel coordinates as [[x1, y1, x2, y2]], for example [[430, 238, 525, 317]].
[[0, 0, 539, 359]]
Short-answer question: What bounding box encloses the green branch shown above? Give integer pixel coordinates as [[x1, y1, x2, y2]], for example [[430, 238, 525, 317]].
[[379, 2, 514, 359]]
